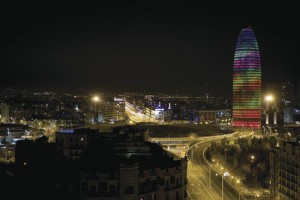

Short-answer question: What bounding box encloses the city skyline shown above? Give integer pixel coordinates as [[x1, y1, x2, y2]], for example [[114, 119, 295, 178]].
[[1, 2, 299, 97]]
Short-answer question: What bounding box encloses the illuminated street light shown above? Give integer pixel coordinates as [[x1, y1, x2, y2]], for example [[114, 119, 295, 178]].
[[287, 132, 291, 141], [216, 169, 229, 200], [222, 171, 229, 200], [250, 155, 255, 163], [265, 95, 273, 102], [92, 95, 100, 124], [92, 96, 100, 103], [236, 180, 241, 200], [265, 95, 273, 125]]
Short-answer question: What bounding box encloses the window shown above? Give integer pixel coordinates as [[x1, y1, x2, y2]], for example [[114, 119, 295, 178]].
[[81, 182, 88, 191], [125, 186, 134, 194], [146, 178, 150, 186], [98, 182, 108, 191], [90, 185, 97, 193], [176, 191, 180, 200], [109, 185, 116, 193], [165, 193, 169, 200], [139, 182, 145, 193], [171, 176, 175, 184], [151, 193, 157, 200]]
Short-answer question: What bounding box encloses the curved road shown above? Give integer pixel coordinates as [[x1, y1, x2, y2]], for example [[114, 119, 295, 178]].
[[186, 131, 253, 200]]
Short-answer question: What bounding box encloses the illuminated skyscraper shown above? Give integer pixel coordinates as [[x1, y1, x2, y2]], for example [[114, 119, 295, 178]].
[[232, 27, 261, 127]]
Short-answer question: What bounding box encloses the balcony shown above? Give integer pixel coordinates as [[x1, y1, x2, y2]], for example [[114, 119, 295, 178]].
[[81, 191, 119, 198], [165, 184, 182, 191]]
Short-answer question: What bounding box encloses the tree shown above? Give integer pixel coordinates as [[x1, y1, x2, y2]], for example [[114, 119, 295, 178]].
[[143, 129, 150, 141], [205, 147, 212, 161], [210, 141, 217, 151], [221, 137, 228, 148]]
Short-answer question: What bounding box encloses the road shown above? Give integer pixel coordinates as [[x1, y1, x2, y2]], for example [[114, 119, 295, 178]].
[[125, 102, 159, 123], [188, 141, 240, 200], [149, 124, 256, 199], [185, 131, 253, 200], [186, 141, 216, 200]]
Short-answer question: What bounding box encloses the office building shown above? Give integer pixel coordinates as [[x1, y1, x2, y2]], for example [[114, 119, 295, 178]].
[[232, 27, 262, 127]]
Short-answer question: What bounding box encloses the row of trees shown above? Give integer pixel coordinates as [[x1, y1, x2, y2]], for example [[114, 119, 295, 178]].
[[207, 136, 278, 188]]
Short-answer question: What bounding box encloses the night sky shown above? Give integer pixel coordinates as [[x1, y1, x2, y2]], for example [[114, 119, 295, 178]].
[[1, 2, 299, 97]]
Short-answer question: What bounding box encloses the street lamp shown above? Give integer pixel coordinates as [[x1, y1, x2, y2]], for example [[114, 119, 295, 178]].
[[222, 171, 230, 200], [208, 159, 216, 189], [216, 170, 229, 200], [222, 174, 224, 200], [92, 95, 100, 124], [92, 96, 100, 108], [287, 132, 291, 141], [236, 179, 241, 200], [209, 160, 215, 187], [265, 95, 273, 125], [250, 155, 255, 163]]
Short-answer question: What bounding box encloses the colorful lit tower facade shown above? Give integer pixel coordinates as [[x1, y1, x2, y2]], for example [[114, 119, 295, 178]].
[[232, 27, 261, 127]]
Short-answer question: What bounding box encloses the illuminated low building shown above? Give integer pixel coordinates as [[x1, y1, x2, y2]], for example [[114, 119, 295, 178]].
[[97, 97, 126, 123], [0, 123, 30, 138], [0, 103, 10, 123], [194, 109, 231, 124]]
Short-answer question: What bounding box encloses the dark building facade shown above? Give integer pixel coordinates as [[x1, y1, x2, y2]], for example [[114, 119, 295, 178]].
[[270, 140, 300, 200], [14, 126, 187, 200], [79, 126, 187, 200]]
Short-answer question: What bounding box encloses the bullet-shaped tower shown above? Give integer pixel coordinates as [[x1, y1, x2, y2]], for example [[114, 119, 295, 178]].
[[232, 27, 261, 127]]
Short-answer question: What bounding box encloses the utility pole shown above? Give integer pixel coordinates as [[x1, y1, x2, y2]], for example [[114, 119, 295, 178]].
[[168, 133, 170, 150], [209, 165, 211, 189], [222, 175, 224, 200], [191, 147, 193, 166]]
